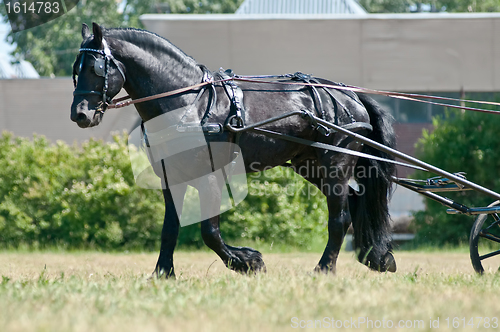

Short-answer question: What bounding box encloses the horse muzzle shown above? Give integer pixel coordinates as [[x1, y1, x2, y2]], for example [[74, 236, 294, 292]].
[[70, 98, 104, 128]]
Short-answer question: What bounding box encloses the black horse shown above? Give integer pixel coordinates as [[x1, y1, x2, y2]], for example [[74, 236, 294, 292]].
[[71, 23, 397, 277]]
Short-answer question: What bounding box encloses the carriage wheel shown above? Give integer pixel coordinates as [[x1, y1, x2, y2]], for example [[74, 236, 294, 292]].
[[470, 201, 500, 274]]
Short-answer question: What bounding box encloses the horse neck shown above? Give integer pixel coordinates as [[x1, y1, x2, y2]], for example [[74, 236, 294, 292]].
[[109, 36, 203, 120]]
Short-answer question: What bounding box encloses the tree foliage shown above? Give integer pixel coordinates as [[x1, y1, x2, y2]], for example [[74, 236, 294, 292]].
[[2, 0, 125, 77], [358, 0, 414, 13], [1, 0, 242, 77], [412, 95, 500, 246], [359, 0, 500, 13], [438, 0, 500, 12]]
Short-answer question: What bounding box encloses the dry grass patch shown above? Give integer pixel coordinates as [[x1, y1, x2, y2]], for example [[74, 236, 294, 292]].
[[0, 251, 498, 332]]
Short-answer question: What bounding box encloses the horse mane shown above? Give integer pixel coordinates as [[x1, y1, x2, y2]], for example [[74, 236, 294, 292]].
[[101, 27, 198, 67]]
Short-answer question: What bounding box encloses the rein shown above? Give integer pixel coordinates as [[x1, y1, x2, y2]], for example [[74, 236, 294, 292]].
[[73, 39, 500, 115], [234, 77, 500, 115], [105, 74, 500, 115], [73, 36, 500, 115], [107, 78, 232, 109]]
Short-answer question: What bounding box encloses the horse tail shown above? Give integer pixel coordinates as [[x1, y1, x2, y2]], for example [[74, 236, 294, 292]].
[[348, 93, 397, 272]]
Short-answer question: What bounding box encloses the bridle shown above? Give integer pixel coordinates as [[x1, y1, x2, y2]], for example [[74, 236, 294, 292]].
[[72, 37, 126, 113]]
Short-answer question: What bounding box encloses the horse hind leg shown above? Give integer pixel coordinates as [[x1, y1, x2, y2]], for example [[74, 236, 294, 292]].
[[198, 173, 266, 274], [314, 178, 352, 274], [311, 142, 396, 274], [349, 190, 396, 273], [348, 166, 396, 273]]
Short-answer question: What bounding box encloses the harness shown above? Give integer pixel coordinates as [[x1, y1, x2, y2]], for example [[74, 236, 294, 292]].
[[174, 68, 378, 172], [73, 37, 126, 112], [215, 69, 246, 129], [72, 41, 396, 166], [212, 69, 369, 137], [72, 41, 500, 178], [174, 65, 222, 134], [180, 68, 363, 136], [175, 67, 248, 132], [214, 69, 247, 174]]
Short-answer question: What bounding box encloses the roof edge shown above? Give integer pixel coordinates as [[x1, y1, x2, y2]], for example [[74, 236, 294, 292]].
[[140, 12, 500, 21]]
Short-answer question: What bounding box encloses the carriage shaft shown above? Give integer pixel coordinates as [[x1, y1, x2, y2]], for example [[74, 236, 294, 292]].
[[312, 117, 500, 201]]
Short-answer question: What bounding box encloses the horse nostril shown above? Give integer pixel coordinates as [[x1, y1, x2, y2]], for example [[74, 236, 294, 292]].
[[76, 113, 87, 123]]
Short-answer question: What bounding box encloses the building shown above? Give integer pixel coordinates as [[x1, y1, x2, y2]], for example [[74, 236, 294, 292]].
[[0, 78, 139, 143], [0, 58, 40, 79], [235, 0, 367, 15], [0, 20, 39, 79]]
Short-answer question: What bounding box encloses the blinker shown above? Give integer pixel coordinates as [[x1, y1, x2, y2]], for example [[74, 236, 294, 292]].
[[94, 58, 105, 77], [75, 53, 105, 78]]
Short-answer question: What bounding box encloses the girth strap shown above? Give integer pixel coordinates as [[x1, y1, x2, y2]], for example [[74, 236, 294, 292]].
[[215, 68, 247, 178], [216, 69, 246, 128]]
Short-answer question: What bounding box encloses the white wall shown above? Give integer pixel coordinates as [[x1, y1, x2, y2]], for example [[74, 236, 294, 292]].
[[142, 13, 500, 92], [0, 79, 139, 143]]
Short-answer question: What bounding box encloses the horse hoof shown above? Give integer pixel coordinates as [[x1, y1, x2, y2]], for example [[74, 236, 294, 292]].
[[151, 267, 176, 279], [313, 265, 336, 275], [361, 251, 397, 273], [382, 252, 397, 273], [227, 246, 266, 274]]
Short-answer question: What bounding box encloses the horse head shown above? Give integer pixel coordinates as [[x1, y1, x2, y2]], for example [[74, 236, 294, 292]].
[[70, 23, 126, 128]]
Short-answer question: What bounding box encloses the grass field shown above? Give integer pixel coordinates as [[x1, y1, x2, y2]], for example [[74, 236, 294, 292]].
[[0, 250, 499, 332]]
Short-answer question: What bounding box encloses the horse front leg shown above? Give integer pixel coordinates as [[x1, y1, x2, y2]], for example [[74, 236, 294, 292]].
[[198, 174, 266, 274], [153, 183, 187, 279]]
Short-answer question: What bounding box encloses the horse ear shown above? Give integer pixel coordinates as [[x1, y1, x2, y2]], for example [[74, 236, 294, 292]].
[[81, 23, 90, 39], [92, 22, 103, 46]]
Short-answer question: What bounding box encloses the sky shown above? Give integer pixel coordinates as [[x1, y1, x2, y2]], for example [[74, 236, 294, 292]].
[[0, 18, 15, 61]]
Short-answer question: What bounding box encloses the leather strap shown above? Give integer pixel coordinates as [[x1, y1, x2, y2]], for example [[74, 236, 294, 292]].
[[108, 77, 232, 109], [104, 72, 500, 115], [216, 69, 246, 128]]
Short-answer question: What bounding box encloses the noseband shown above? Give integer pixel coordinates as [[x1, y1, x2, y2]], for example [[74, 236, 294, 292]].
[[73, 38, 126, 113]]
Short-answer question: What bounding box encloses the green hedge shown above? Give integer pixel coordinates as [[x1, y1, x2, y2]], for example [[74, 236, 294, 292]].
[[413, 97, 500, 246], [0, 131, 327, 250]]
